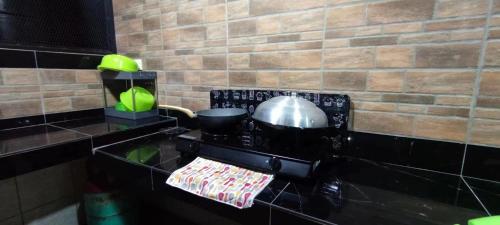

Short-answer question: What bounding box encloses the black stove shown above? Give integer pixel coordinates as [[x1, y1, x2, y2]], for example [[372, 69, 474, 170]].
[[175, 125, 345, 178]]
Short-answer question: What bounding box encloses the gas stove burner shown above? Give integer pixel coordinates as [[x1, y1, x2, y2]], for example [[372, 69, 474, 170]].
[[201, 132, 230, 142]]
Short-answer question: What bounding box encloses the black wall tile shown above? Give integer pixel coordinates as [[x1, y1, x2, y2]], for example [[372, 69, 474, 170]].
[[346, 131, 465, 174], [0, 114, 45, 130], [463, 145, 500, 182], [35, 52, 103, 69], [0, 49, 36, 68]]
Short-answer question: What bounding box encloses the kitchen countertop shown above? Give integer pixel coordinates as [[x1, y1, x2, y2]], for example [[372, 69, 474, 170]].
[[0, 110, 176, 179], [93, 128, 499, 225]]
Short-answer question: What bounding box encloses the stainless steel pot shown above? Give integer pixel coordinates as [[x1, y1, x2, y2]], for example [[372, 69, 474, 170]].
[[252, 95, 328, 129]]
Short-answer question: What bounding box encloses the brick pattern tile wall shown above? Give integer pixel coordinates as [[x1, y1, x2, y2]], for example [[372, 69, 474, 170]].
[[113, 0, 500, 147], [0, 69, 103, 118]]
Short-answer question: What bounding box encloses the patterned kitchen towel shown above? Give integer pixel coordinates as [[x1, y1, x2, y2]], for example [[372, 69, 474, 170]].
[[166, 157, 274, 209]]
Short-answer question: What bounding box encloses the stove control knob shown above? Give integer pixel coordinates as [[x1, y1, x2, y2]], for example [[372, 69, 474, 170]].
[[268, 157, 281, 171]]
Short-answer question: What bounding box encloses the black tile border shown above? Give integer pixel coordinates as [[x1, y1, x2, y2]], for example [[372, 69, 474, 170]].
[[0, 49, 37, 68], [45, 108, 104, 123], [346, 131, 466, 174], [463, 144, 500, 182], [0, 114, 46, 130], [35, 51, 103, 69]]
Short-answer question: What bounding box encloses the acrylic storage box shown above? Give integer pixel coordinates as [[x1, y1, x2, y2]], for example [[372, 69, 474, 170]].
[[101, 71, 159, 120]]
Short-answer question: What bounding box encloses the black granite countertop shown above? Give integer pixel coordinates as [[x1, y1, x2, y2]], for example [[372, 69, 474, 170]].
[[0, 109, 177, 179], [93, 129, 499, 225]]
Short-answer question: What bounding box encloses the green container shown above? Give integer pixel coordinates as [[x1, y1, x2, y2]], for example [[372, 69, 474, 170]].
[[87, 210, 137, 225], [98, 54, 139, 73], [119, 86, 155, 112], [469, 216, 500, 225], [84, 192, 132, 218]]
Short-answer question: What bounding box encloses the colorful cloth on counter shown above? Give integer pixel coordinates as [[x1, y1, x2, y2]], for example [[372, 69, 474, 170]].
[[166, 157, 274, 209]]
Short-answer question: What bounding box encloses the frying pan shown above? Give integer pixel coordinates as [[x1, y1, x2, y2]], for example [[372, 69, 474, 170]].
[[159, 105, 248, 133]]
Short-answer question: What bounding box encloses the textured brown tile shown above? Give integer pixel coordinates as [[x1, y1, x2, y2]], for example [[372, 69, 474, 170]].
[[268, 34, 301, 43], [228, 54, 249, 69], [415, 44, 480, 68], [127, 19, 143, 33], [256, 71, 280, 88], [366, 71, 404, 92], [181, 98, 209, 111], [435, 96, 472, 106], [44, 98, 72, 113], [1, 69, 38, 85], [279, 71, 321, 90], [256, 16, 280, 35], [326, 4, 365, 28], [229, 19, 256, 38], [324, 71, 367, 91], [249, 0, 286, 16], [177, 8, 203, 25], [71, 96, 103, 110], [145, 58, 164, 70], [475, 108, 500, 120], [354, 102, 397, 112], [485, 41, 500, 67], [228, 0, 249, 19], [199, 71, 227, 86], [207, 23, 226, 40], [128, 33, 148, 46], [288, 51, 321, 69], [250, 52, 288, 69], [39, 70, 76, 84], [471, 119, 500, 146], [479, 71, 500, 96], [280, 9, 324, 32], [367, 0, 435, 24], [435, 0, 488, 18], [383, 22, 422, 34], [425, 18, 486, 31], [414, 116, 467, 142], [382, 94, 435, 104], [477, 97, 500, 108], [76, 70, 99, 84], [398, 104, 427, 114], [350, 36, 398, 47], [166, 72, 184, 84], [0, 100, 42, 118], [143, 16, 161, 31], [427, 106, 470, 117], [323, 48, 375, 69], [399, 33, 450, 44], [179, 26, 206, 41], [147, 31, 162, 45], [406, 71, 475, 94], [203, 55, 227, 70], [205, 4, 226, 23], [353, 111, 414, 136], [229, 71, 256, 87], [450, 29, 484, 41], [376, 47, 413, 68]]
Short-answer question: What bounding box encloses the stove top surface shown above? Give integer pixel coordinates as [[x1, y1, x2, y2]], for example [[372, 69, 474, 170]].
[[180, 128, 345, 162]]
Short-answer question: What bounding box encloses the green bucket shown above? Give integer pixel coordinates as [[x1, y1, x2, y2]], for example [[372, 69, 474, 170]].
[[119, 86, 155, 112]]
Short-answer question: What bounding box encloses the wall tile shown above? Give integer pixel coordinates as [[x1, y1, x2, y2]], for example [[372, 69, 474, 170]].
[[323, 48, 375, 69], [375, 47, 413, 68], [324, 71, 367, 91], [471, 119, 500, 146], [366, 71, 404, 92], [1, 70, 38, 85], [435, 0, 488, 18], [415, 44, 480, 68], [414, 116, 468, 142], [406, 71, 475, 94], [479, 71, 500, 96], [367, 0, 435, 25], [229, 72, 256, 87], [279, 71, 321, 90], [353, 111, 414, 136], [16, 163, 74, 212], [0, 178, 20, 221], [326, 4, 365, 28]]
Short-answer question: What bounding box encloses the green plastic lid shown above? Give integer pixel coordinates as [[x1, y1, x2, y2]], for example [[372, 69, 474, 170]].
[[119, 86, 155, 112], [114, 102, 129, 112], [469, 216, 500, 225], [97, 54, 139, 72]]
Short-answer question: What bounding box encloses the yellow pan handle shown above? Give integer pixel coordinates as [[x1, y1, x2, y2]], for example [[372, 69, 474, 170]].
[[158, 105, 197, 118]]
